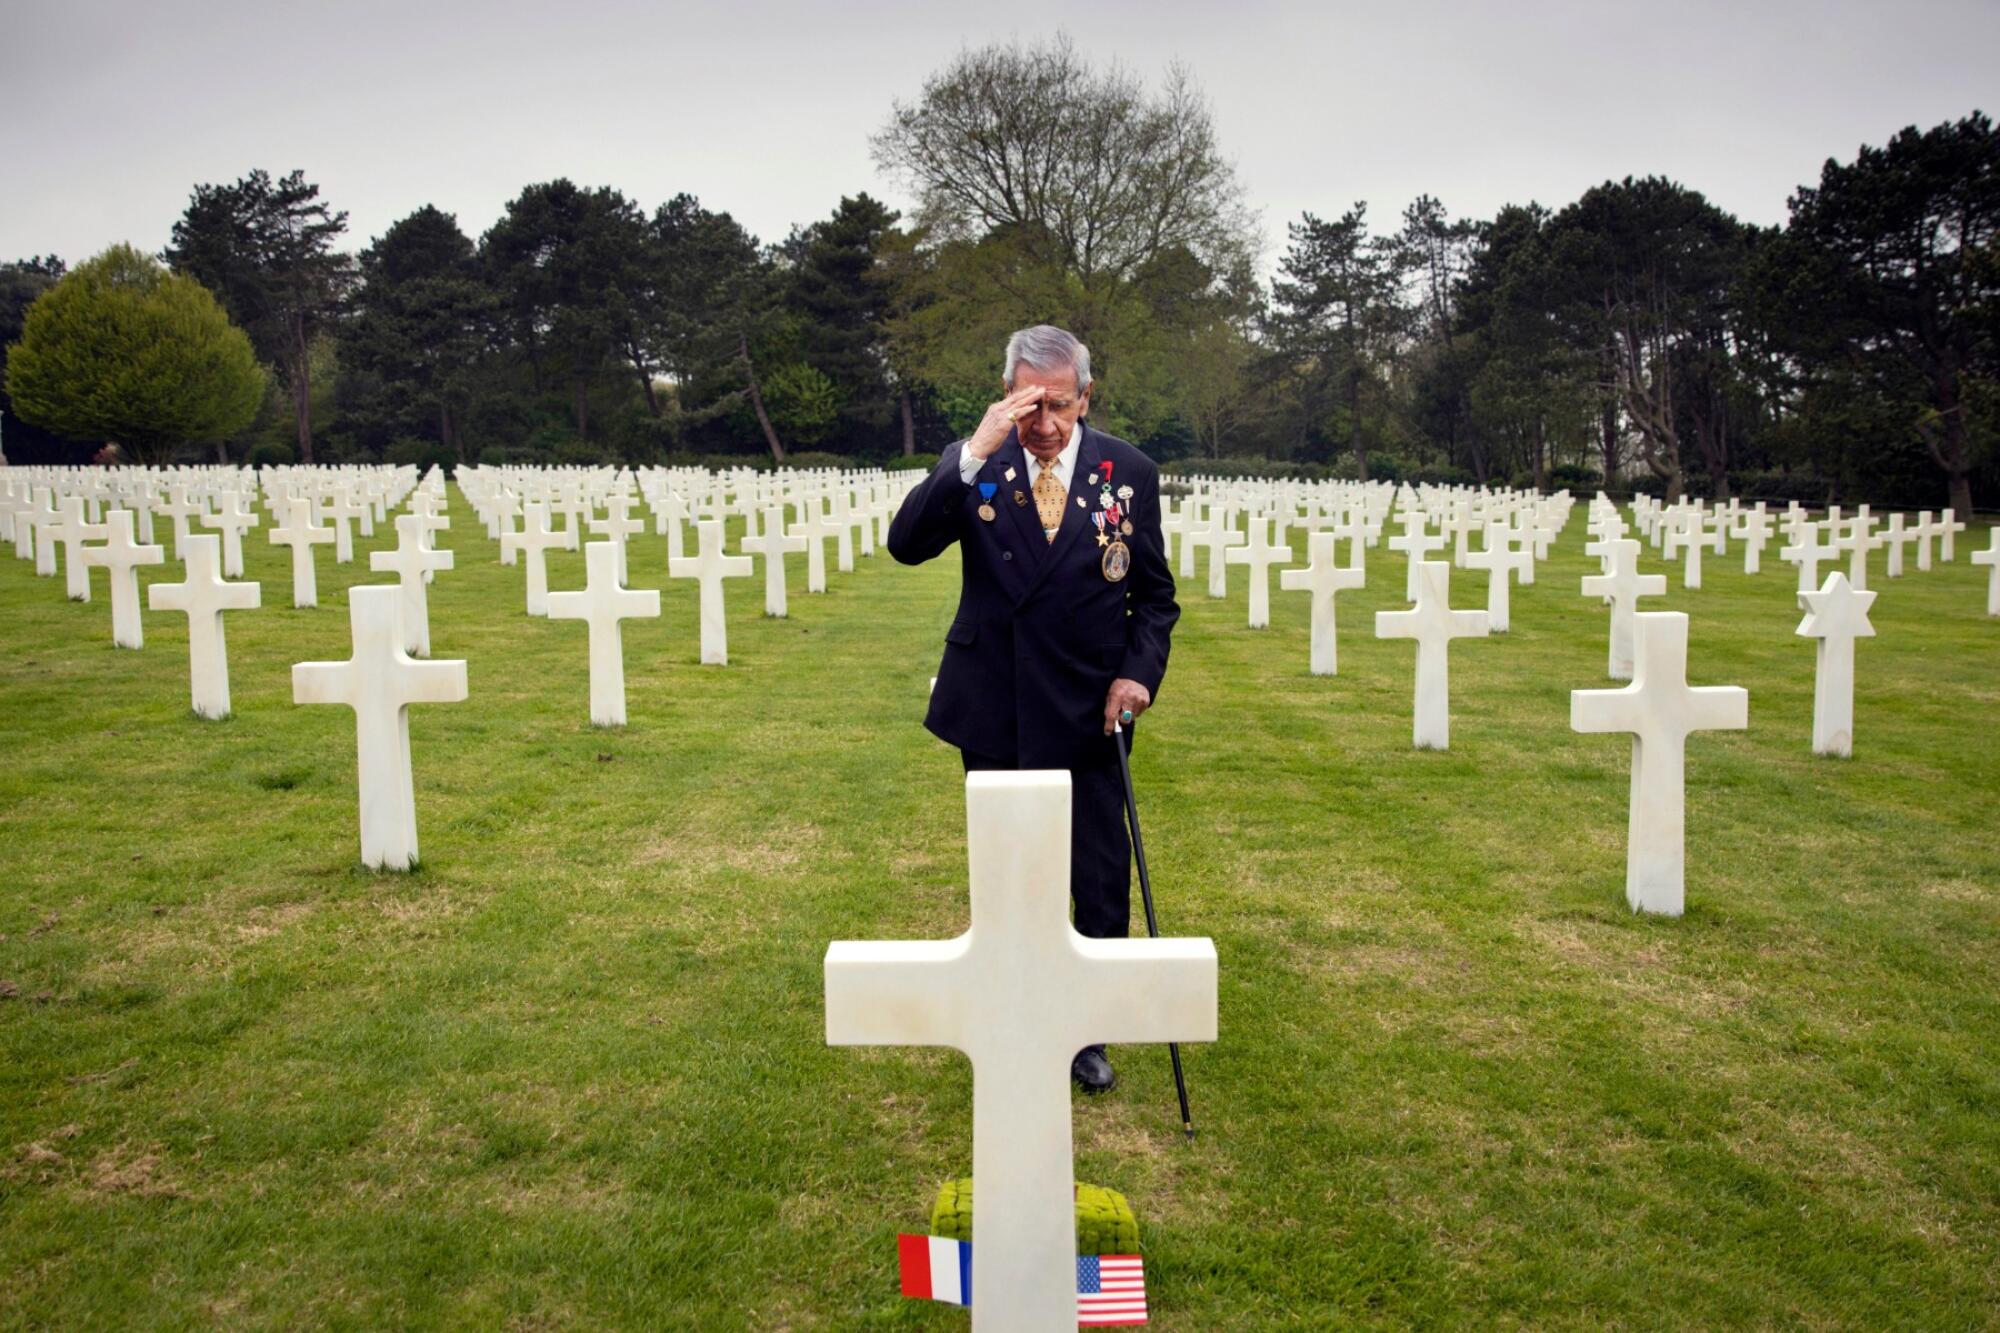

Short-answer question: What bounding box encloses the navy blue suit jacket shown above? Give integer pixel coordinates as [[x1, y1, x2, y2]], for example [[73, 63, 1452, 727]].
[[888, 423, 1180, 770]]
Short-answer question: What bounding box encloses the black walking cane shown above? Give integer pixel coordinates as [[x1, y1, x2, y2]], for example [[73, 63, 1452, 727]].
[[1112, 714, 1196, 1142]]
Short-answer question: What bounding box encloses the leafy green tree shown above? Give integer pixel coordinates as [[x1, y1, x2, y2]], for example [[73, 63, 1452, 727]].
[[785, 193, 899, 452], [762, 362, 841, 446], [1268, 205, 1404, 478], [1544, 178, 1749, 499], [644, 193, 790, 461], [164, 169, 353, 463], [340, 206, 494, 460], [1394, 196, 1478, 469], [480, 180, 651, 443], [1744, 112, 2000, 514], [6, 244, 264, 462]]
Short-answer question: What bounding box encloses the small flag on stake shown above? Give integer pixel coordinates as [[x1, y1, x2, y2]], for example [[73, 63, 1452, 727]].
[[896, 1237, 1148, 1325], [1077, 1253, 1148, 1325], [898, 1233, 971, 1306]]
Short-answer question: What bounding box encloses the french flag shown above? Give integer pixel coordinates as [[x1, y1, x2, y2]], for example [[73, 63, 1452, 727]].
[[898, 1234, 972, 1306]]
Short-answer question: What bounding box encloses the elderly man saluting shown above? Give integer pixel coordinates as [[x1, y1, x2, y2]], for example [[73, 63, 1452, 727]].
[[888, 324, 1181, 1095]]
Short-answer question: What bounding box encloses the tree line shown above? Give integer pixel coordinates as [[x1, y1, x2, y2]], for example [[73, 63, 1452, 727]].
[[2, 37, 1993, 510]]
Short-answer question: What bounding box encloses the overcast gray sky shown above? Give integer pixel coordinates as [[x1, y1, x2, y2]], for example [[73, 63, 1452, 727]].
[[4, 0, 1996, 271]]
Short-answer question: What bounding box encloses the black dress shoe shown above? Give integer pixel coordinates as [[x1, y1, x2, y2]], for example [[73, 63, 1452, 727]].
[[1071, 1045, 1116, 1094]]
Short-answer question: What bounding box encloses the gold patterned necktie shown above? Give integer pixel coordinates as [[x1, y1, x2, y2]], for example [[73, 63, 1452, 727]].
[[1031, 462, 1064, 542]]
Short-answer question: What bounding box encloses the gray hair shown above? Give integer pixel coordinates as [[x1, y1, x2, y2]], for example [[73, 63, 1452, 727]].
[[1003, 324, 1093, 395]]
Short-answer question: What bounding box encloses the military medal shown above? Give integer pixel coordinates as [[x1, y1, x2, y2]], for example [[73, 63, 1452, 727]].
[[1102, 537, 1131, 582], [1013, 490, 1028, 507], [977, 481, 997, 522], [1121, 520, 1134, 536]]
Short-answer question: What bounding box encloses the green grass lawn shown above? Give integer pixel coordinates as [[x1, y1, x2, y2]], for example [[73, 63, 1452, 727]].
[[2, 491, 1997, 1329]]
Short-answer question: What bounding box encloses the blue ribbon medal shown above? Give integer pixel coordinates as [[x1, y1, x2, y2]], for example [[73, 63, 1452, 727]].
[[976, 482, 997, 522]]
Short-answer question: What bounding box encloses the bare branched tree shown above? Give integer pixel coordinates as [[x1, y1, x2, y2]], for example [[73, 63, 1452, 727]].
[[872, 35, 1256, 286]]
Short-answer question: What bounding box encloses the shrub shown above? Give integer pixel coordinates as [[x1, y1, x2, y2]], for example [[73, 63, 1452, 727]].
[[929, 1177, 1139, 1255], [247, 441, 295, 468]]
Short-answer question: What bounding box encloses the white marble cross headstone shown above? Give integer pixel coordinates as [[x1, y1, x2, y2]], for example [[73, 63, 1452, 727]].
[[500, 499, 567, 616], [741, 503, 807, 618], [1939, 509, 1966, 561], [655, 487, 689, 561], [26, 487, 59, 573], [1669, 512, 1705, 590], [292, 586, 468, 870], [325, 488, 365, 564], [153, 484, 203, 558], [149, 534, 260, 719], [1462, 521, 1532, 634], [1224, 518, 1294, 628], [1970, 527, 2000, 617], [1880, 513, 1911, 578], [1278, 531, 1364, 675], [370, 514, 455, 657], [1198, 506, 1245, 599], [268, 496, 336, 608], [587, 492, 645, 586], [1730, 505, 1772, 574], [43, 495, 105, 601], [1174, 503, 1206, 580], [78, 509, 164, 647], [200, 490, 260, 578], [790, 498, 842, 594], [1778, 523, 1831, 602], [1375, 560, 1490, 749], [669, 519, 755, 665], [1913, 511, 1935, 572], [1570, 610, 1747, 916], [1387, 514, 1447, 602], [1836, 513, 1885, 591], [825, 770, 1216, 1333], [547, 540, 660, 726], [1796, 571, 1876, 757], [1579, 538, 1668, 681], [1329, 508, 1367, 577], [828, 487, 858, 573]]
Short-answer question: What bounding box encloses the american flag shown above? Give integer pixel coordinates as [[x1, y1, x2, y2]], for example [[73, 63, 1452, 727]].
[[1077, 1254, 1148, 1325]]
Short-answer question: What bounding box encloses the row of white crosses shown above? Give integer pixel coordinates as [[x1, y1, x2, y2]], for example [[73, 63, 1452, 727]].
[[1144, 483, 1581, 746], [451, 464, 922, 726], [1626, 493, 1984, 612], [2, 464, 461, 872], [2, 464, 425, 690]]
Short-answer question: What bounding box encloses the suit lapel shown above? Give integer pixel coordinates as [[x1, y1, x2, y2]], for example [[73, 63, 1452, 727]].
[[994, 433, 1045, 560]]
